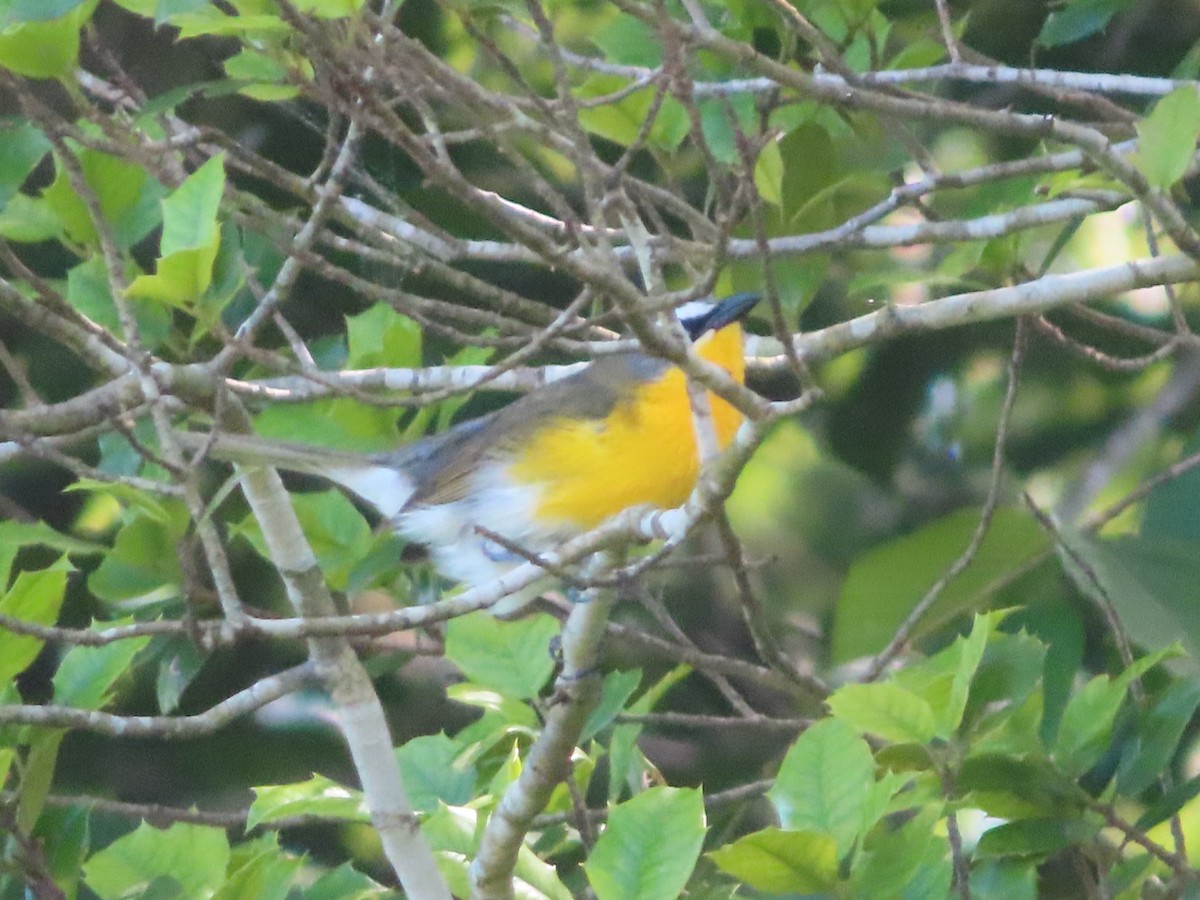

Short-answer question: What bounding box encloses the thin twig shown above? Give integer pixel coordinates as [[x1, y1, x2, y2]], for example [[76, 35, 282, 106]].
[[866, 318, 1027, 679]]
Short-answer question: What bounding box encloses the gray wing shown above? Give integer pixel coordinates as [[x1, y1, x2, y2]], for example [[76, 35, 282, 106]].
[[378, 351, 669, 509], [183, 349, 669, 515]]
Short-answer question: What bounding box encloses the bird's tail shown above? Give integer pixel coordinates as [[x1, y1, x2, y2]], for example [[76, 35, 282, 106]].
[[176, 431, 416, 518]]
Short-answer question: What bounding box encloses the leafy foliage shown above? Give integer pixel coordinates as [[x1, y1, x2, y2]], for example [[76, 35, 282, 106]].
[[2, 0, 1200, 897]]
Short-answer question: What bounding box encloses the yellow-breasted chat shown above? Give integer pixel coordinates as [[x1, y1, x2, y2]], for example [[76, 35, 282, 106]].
[[186, 292, 759, 610]]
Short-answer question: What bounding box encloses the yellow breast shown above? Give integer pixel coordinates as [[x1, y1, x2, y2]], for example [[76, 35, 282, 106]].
[[506, 324, 746, 530]]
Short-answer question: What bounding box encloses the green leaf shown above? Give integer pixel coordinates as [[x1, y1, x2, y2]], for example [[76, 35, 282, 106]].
[[251, 396, 401, 453], [396, 733, 477, 813], [68, 476, 173, 520], [304, 863, 390, 900], [30, 803, 90, 897], [233, 489, 373, 592], [171, 10, 290, 38], [0, 519, 102, 587], [0, 120, 49, 206], [247, 775, 368, 830], [1054, 649, 1169, 777], [576, 76, 689, 152], [83, 822, 230, 900], [15, 729, 65, 834], [87, 514, 184, 604], [223, 48, 301, 101], [725, 254, 824, 320], [127, 154, 225, 306], [708, 828, 838, 894], [975, 816, 1100, 859], [0, 0, 95, 77], [443, 612, 559, 699], [155, 638, 206, 714], [486, 739, 523, 799], [1107, 853, 1157, 898], [125, 247, 213, 306], [152, 0, 212, 21], [768, 718, 875, 856], [941, 611, 997, 734], [211, 834, 303, 900], [888, 36, 948, 69], [67, 256, 172, 347], [590, 13, 661, 66], [0, 192, 58, 242], [1116, 677, 1200, 796], [966, 629, 1048, 725], [970, 859, 1038, 900], [1014, 598, 1084, 747], [42, 145, 164, 250], [291, 0, 365, 17], [424, 805, 572, 900], [446, 683, 539, 734], [153, 151, 225, 248], [698, 93, 755, 164], [827, 682, 937, 744], [855, 808, 943, 898], [899, 830, 954, 900], [607, 665, 691, 802], [753, 140, 784, 207], [1056, 672, 1128, 777], [345, 302, 422, 369], [779, 122, 842, 229], [833, 507, 1049, 663], [52, 626, 151, 709], [1135, 772, 1200, 831], [0, 564, 68, 685], [0, 0, 89, 25], [1057, 532, 1200, 672], [958, 754, 1086, 818], [885, 612, 1004, 741], [1036, 0, 1132, 47], [1143, 430, 1200, 539], [581, 668, 641, 742], [108, 0, 157, 14], [585, 786, 705, 900], [1136, 85, 1200, 189], [972, 692, 1045, 758]]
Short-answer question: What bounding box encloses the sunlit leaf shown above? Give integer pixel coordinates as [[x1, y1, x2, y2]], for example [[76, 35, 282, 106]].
[[127, 154, 225, 306], [444, 612, 559, 699], [975, 816, 1100, 859], [585, 787, 705, 900], [0, 0, 96, 77], [1136, 85, 1200, 189], [52, 626, 151, 709], [396, 733, 478, 812], [708, 828, 838, 894], [827, 682, 937, 744], [0, 563, 69, 685], [83, 822, 230, 899], [768, 718, 875, 855], [247, 775, 368, 829]]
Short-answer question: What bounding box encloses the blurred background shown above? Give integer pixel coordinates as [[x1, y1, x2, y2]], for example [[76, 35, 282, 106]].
[[4, 0, 1200, 878]]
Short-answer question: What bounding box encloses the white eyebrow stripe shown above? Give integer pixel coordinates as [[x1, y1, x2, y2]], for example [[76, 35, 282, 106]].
[[674, 300, 716, 324]]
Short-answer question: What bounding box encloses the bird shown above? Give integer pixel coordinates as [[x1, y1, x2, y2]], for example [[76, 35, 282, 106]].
[[187, 292, 760, 611]]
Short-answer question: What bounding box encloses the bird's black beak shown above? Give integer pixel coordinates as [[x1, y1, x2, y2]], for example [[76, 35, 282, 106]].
[[685, 292, 760, 339]]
